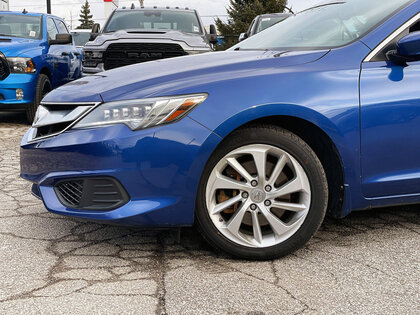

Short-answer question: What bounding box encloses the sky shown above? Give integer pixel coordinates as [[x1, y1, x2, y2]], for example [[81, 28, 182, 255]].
[[9, 0, 322, 29]]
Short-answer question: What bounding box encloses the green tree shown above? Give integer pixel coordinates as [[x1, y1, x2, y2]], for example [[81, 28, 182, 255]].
[[215, 0, 289, 50], [77, 0, 94, 29]]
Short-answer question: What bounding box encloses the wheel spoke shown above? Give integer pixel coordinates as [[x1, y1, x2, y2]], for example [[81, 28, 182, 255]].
[[251, 210, 263, 244], [212, 173, 249, 191], [225, 201, 250, 236], [212, 194, 243, 215], [271, 201, 307, 212], [259, 206, 290, 236], [226, 157, 254, 183], [251, 149, 267, 183], [267, 155, 287, 186], [268, 176, 304, 198]]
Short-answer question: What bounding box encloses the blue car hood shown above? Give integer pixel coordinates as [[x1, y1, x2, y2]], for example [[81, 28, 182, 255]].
[[45, 49, 329, 103], [0, 37, 42, 56]]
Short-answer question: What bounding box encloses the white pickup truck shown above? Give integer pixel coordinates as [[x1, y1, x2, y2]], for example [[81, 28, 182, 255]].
[[82, 6, 217, 74]]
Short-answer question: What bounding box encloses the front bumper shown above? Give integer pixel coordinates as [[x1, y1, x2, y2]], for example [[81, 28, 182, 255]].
[[20, 118, 220, 226], [0, 73, 37, 110]]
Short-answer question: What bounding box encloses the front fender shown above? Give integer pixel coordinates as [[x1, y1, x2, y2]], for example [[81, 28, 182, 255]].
[[190, 101, 361, 217]]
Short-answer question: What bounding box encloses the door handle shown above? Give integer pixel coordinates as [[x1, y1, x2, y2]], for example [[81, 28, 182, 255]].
[[74, 52, 80, 56], [61, 52, 69, 56]]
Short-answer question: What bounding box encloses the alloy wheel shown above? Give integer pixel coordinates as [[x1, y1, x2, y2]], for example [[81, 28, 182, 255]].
[[205, 144, 311, 248]]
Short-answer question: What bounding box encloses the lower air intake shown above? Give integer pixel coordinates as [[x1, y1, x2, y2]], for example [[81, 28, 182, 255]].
[[54, 177, 129, 211]]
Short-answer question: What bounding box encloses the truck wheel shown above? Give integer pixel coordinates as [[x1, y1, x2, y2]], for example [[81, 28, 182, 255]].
[[26, 74, 51, 124], [195, 125, 328, 260]]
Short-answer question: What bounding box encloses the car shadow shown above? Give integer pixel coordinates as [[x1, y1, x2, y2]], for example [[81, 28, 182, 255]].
[[0, 111, 28, 125], [12, 200, 420, 261]]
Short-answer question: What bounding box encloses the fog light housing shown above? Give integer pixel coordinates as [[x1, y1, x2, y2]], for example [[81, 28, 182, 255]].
[[16, 89, 24, 100]]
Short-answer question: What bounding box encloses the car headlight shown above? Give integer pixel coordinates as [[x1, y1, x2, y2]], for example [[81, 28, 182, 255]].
[[73, 93, 208, 131], [83, 50, 103, 60], [7, 57, 36, 73], [82, 50, 103, 67]]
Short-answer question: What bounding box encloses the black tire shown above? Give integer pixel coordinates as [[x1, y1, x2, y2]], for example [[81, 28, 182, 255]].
[[26, 74, 51, 124], [195, 125, 328, 260]]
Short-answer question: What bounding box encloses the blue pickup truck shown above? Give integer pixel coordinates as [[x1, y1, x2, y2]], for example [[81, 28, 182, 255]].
[[0, 11, 82, 122]]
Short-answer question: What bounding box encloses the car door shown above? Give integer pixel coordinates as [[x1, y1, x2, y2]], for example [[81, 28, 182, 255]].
[[47, 17, 69, 86], [55, 18, 80, 80], [360, 19, 420, 198]]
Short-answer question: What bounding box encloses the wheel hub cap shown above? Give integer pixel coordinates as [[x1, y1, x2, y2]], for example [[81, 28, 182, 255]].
[[250, 188, 265, 203]]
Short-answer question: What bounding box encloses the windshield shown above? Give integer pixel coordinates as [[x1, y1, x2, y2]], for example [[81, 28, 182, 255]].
[[104, 10, 202, 34], [233, 0, 413, 50], [72, 32, 91, 46], [256, 16, 288, 33], [0, 14, 42, 39]]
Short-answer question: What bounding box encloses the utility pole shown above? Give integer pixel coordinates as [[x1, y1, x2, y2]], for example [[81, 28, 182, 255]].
[[70, 11, 73, 30], [46, 0, 51, 14]]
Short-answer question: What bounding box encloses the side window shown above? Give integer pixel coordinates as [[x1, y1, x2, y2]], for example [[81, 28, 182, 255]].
[[47, 18, 58, 40], [247, 19, 256, 36], [372, 20, 420, 61], [55, 19, 69, 34]]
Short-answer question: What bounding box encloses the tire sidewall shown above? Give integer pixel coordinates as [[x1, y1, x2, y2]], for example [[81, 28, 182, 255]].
[[26, 74, 51, 123], [196, 126, 328, 260]]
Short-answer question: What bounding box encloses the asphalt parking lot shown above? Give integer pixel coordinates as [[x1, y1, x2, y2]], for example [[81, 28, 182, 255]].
[[0, 113, 419, 314]]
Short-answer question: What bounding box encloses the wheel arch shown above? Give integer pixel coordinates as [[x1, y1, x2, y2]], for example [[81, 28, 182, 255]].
[[39, 67, 52, 81], [202, 105, 348, 218]]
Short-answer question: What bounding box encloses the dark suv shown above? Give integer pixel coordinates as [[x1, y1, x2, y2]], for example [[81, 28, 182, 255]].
[[83, 6, 217, 74]]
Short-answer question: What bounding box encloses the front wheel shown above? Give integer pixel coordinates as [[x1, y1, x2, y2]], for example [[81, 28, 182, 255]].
[[26, 74, 51, 124], [195, 125, 328, 260]]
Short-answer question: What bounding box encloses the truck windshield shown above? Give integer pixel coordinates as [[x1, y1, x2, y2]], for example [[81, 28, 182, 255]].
[[104, 10, 202, 34], [233, 0, 413, 50], [0, 14, 42, 39], [256, 16, 289, 33], [72, 32, 91, 46]]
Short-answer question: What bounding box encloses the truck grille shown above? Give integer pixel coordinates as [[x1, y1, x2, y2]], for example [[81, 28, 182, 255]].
[[0, 53, 10, 81], [104, 43, 187, 70], [54, 177, 129, 211]]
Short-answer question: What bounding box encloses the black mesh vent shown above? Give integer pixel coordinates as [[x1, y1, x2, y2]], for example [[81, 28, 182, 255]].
[[56, 180, 84, 207], [54, 177, 129, 211], [104, 43, 187, 70]]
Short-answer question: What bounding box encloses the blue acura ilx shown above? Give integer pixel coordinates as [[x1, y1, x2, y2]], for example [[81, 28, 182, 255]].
[[20, 0, 420, 259]]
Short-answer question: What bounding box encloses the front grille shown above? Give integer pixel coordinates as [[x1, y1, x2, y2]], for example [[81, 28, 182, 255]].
[[54, 177, 129, 211], [104, 43, 187, 70], [0, 54, 10, 81], [29, 102, 98, 142]]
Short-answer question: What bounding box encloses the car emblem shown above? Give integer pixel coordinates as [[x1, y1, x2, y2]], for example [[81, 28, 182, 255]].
[[250, 189, 266, 203]]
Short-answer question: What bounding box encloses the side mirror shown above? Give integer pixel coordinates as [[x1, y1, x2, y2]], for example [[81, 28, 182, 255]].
[[90, 23, 100, 41], [239, 32, 248, 42], [208, 24, 218, 45], [49, 33, 72, 45], [387, 31, 420, 66]]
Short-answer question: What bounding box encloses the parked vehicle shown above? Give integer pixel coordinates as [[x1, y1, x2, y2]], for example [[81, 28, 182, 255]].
[[239, 13, 291, 41], [0, 11, 82, 122], [71, 29, 91, 48], [83, 6, 217, 74], [20, 0, 420, 259]]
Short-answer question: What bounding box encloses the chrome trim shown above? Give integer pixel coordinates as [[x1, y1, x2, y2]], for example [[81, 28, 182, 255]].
[[27, 101, 102, 143], [364, 12, 420, 62]]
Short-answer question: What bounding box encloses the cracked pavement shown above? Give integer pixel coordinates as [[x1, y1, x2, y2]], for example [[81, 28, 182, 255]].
[[0, 113, 419, 314]]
